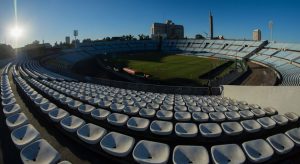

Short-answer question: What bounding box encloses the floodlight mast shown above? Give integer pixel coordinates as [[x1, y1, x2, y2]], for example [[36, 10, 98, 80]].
[[268, 21, 273, 42], [74, 30, 78, 48]]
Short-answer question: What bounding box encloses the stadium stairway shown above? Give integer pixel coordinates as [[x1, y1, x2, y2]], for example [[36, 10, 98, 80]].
[[1, 60, 300, 164]]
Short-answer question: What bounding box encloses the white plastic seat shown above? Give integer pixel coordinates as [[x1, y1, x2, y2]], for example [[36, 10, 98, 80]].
[[91, 108, 111, 120], [77, 123, 107, 144], [285, 128, 300, 146], [107, 113, 129, 126], [60, 115, 85, 132], [40, 102, 57, 114], [100, 132, 135, 157], [123, 106, 140, 115], [284, 112, 299, 122], [3, 104, 21, 117], [209, 112, 225, 122], [67, 100, 83, 110], [251, 109, 266, 117], [201, 106, 214, 113], [133, 140, 170, 164], [187, 106, 201, 112], [174, 105, 187, 112], [78, 104, 95, 114], [263, 107, 277, 115], [240, 120, 262, 133], [127, 117, 150, 131], [59, 97, 72, 105], [150, 120, 173, 135], [160, 104, 173, 111], [173, 145, 209, 164], [271, 115, 288, 126], [227, 105, 239, 111], [2, 97, 16, 107], [156, 110, 173, 120], [88, 98, 101, 105], [34, 97, 49, 106], [139, 108, 156, 118], [192, 112, 209, 122], [11, 124, 41, 149], [147, 102, 160, 110], [221, 122, 243, 136], [6, 113, 29, 130], [239, 110, 254, 119], [174, 112, 191, 121], [199, 123, 222, 137], [250, 104, 260, 109], [97, 100, 112, 108], [48, 108, 69, 123], [257, 117, 276, 129], [175, 123, 198, 137], [134, 101, 147, 108], [215, 106, 227, 112], [110, 103, 125, 112], [225, 111, 240, 121], [211, 144, 246, 164], [266, 133, 294, 154], [242, 139, 274, 163], [20, 139, 61, 164]]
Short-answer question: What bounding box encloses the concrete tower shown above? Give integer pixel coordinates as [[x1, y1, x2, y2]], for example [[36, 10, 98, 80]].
[[209, 11, 214, 39]]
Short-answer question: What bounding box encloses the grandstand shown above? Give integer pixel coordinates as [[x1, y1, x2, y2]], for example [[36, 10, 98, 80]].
[[1, 38, 300, 163]]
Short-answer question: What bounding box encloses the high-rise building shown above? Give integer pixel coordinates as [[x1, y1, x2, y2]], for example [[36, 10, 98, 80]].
[[65, 36, 70, 44], [151, 20, 184, 40], [209, 11, 214, 39], [253, 29, 261, 41]]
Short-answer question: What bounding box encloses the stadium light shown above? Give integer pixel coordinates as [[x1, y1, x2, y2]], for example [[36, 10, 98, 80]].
[[268, 21, 273, 42]]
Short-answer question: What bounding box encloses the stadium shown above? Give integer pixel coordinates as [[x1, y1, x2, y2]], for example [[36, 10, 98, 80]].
[[1, 1, 300, 164]]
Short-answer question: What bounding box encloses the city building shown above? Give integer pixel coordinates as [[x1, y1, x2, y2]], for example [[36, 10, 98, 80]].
[[65, 36, 70, 44], [253, 29, 261, 41], [151, 20, 184, 40], [209, 11, 214, 39]]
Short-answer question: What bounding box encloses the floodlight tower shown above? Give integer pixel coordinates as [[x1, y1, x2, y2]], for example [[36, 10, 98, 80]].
[[74, 30, 78, 48], [268, 21, 273, 42]]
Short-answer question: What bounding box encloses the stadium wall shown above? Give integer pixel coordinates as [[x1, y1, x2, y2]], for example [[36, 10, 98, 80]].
[[222, 85, 300, 114]]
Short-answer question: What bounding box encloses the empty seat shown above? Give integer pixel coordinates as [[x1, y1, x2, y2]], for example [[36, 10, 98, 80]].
[[250, 104, 260, 109], [3, 104, 21, 117], [266, 133, 294, 154], [11, 124, 41, 149], [6, 113, 29, 130], [174, 105, 187, 112], [123, 106, 139, 115], [67, 100, 83, 110], [160, 104, 173, 111], [91, 108, 111, 120], [215, 106, 227, 112], [173, 145, 209, 164], [174, 112, 191, 121], [251, 109, 266, 117], [156, 110, 173, 120], [211, 144, 246, 164], [60, 115, 85, 132], [150, 120, 173, 135], [78, 104, 95, 114], [40, 102, 57, 114], [242, 139, 274, 163], [271, 115, 288, 126], [240, 120, 262, 133], [225, 111, 240, 121], [263, 107, 277, 115], [187, 106, 201, 112], [34, 97, 49, 107], [139, 108, 156, 118], [88, 98, 101, 105], [285, 128, 300, 146], [2, 97, 16, 107], [221, 122, 243, 136], [133, 140, 170, 164], [77, 123, 107, 144], [227, 105, 239, 111], [239, 110, 254, 119], [48, 108, 69, 123], [127, 117, 150, 131], [192, 112, 209, 122], [100, 132, 135, 157], [175, 123, 198, 137], [209, 112, 225, 122], [147, 102, 160, 110], [257, 117, 276, 129], [110, 103, 125, 112], [20, 139, 61, 164], [107, 113, 129, 126], [202, 106, 214, 112], [284, 112, 299, 122], [199, 123, 222, 137]]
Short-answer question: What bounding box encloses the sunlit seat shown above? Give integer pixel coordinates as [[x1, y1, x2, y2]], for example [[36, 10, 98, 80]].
[[3, 104, 21, 117], [271, 115, 288, 126], [284, 112, 299, 122], [11, 124, 41, 149], [77, 123, 107, 144], [139, 108, 156, 118], [192, 112, 209, 122], [6, 113, 29, 130], [221, 122, 243, 136], [257, 117, 276, 129], [175, 123, 198, 137], [267, 133, 294, 154], [150, 120, 173, 135], [127, 117, 150, 131], [174, 112, 191, 121], [209, 112, 225, 122], [123, 106, 140, 115], [60, 115, 85, 132], [173, 145, 209, 164], [199, 123, 222, 137], [107, 113, 129, 126], [48, 108, 69, 123], [240, 120, 261, 133], [285, 128, 300, 146], [78, 104, 95, 114], [211, 144, 245, 164], [40, 102, 57, 114], [242, 139, 274, 163], [91, 108, 111, 120]]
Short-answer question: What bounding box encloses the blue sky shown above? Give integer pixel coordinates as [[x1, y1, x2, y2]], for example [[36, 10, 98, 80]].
[[0, 0, 299, 47]]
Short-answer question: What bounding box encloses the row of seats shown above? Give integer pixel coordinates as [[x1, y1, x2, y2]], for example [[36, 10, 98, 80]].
[[13, 60, 300, 163], [0, 63, 70, 164]]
